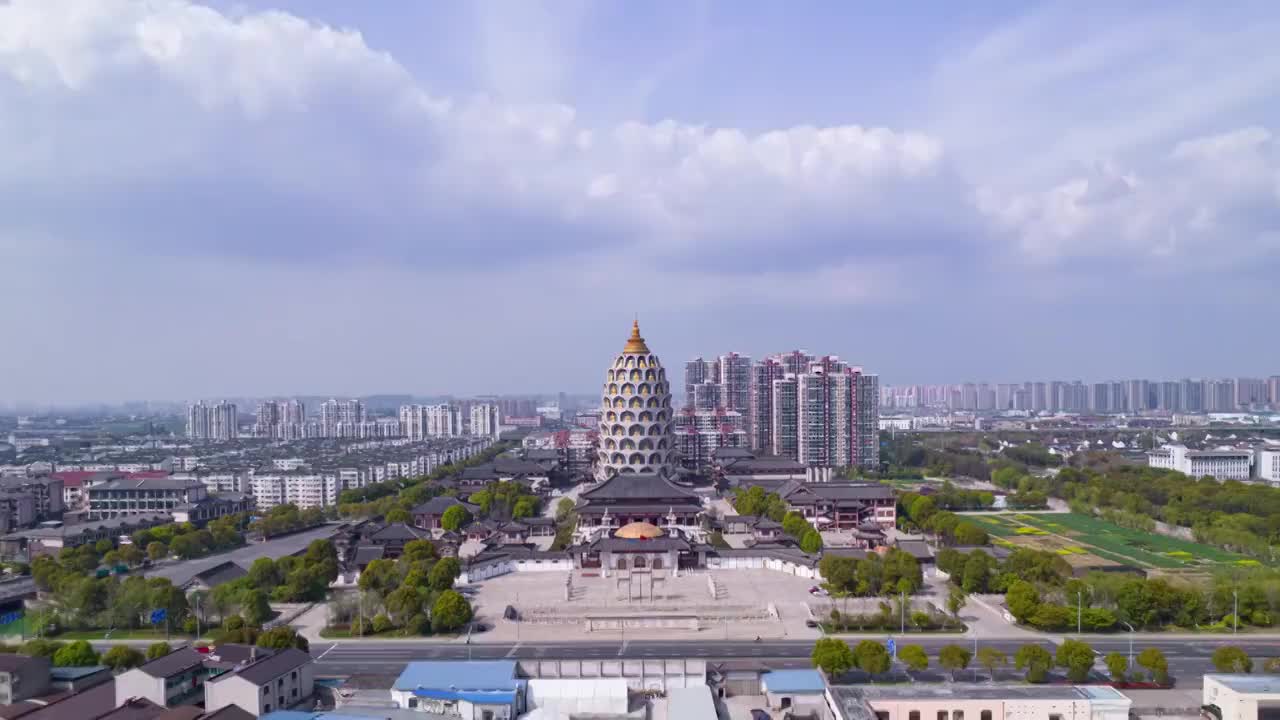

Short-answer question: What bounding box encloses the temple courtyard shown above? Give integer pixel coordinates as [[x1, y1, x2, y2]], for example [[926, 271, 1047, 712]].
[[463, 568, 827, 642]]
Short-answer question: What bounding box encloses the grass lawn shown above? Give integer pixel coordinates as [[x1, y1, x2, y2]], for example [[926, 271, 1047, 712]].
[[969, 513, 1253, 569]]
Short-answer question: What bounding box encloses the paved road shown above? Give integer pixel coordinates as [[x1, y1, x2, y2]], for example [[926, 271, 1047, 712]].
[[143, 524, 340, 586], [307, 636, 1280, 685]]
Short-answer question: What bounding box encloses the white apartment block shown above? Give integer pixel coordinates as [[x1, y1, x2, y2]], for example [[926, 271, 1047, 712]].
[[400, 405, 428, 441], [470, 403, 500, 438], [1147, 444, 1254, 481], [250, 473, 336, 510], [1258, 447, 1280, 484], [426, 404, 462, 437]]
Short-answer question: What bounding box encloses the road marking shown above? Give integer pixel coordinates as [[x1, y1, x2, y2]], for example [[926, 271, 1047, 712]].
[[505, 643, 521, 658], [315, 643, 339, 661], [618, 640, 628, 657]]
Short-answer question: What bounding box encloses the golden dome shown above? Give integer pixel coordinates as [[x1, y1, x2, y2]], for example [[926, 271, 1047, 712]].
[[614, 521, 665, 539], [622, 319, 650, 354]]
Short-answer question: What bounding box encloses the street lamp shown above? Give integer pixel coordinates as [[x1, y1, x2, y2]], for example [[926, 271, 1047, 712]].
[[1233, 589, 1239, 635]]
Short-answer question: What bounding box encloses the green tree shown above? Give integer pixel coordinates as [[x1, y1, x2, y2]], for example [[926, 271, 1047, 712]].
[[118, 544, 143, 566], [1006, 580, 1041, 623], [385, 586, 425, 627], [938, 645, 971, 680], [1055, 639, 1095, 682], [1014, 644, 1053, 683], [431, 590, 473, 633], [800, 529, 823, 554], [899, 644, 929, 672], [782, 512, 811, 539], [94, 539, 114, 555], [102, 645, 145, 670], [953, 522, 989, 546], [961, 552, 993, 593], [428, 558, 461, 591], [811, 638, 855, 676], [371, 613, 394, 633], [1136, 648, 1169, 684], [977, 647, 1007, 679], [1212, 646, 1253, 673], [247, 558, 280, 588], [512, 497, 537, 519], [853, 640, 891, 676], [402, 540, 438, 564], [303, 540, 340, 582], [385, 508, 411, 523], [257, 626, 309, 652], [146, 542, 168, 561], [441, 505, 471, 531], [947, 586, 968, 618], [52, 640, 99, 667], [555, 497, 575, 522], [146, 642, 172, 660], [242, 589, 272, 626], [1104, 653, 1129, 682]]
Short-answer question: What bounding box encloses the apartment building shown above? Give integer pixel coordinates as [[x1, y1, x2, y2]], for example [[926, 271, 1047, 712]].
[[674, 408, 748, 471], [1257, 446, 1280, 484], [250, 472, 335, 510], [87, 477, 207, 519], [1147, 444, 1253, 481], [187, 401, 238, 441], [426, 404, 462, 437], [470, 403, 500, 438]]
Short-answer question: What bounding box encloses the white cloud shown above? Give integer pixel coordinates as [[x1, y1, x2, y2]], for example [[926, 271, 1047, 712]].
[[0, 0, 951, 282]]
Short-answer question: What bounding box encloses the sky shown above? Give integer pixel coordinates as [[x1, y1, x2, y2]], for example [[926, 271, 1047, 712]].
[[2, 0, 1279, 404]]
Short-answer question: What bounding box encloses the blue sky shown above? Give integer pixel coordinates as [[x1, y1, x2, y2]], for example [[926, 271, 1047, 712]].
[[1, 0, 1277, 403]]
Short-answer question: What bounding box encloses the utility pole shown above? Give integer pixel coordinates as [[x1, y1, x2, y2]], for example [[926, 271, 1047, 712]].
[[900, 590, 906, 635], [195, 595, 201, 640], [1077, 591, 1083, 636], [1234, 589, 1239, 635]]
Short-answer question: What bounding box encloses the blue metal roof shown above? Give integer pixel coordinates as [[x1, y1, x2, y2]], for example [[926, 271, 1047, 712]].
[[762, 669, 826, 693], [412, 688, 517, 705], [392, 660, 520, 693]]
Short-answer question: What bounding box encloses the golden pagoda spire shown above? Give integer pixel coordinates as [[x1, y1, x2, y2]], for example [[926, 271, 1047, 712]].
[[623, 318, 650, 353]]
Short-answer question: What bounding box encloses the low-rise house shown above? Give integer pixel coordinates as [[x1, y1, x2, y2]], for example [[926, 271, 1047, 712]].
[[203, 648, 313, 717], [0, 654, 50, 705], [0, 513, 170, 561], [410, 497, 479, 531], [115, 645, 271, 709]]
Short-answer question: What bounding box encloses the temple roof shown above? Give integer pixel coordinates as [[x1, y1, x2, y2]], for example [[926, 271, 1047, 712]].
[[622, 319, 650, 354], [579, 472, 699, 503]]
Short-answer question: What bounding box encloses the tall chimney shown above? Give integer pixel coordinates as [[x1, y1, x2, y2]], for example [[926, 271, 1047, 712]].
[[250, 646, 257, 662]]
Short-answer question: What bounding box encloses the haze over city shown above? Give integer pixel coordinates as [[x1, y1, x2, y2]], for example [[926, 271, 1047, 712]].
[[3, 0, 1279, 404]]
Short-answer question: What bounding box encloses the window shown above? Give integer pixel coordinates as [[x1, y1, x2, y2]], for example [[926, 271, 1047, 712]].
[[981, 712, 992, 720], [1049, 715, 1063, 720], [262, 687, 269, 696], [408, 698, 418, 708], [937, 712, 949, 720], [292, 689, 298, 698], [875, 713, 889, 720], [954, 712, 964, 720], [292, 671, 298, 680], [278, 695, 284, 706], [264, 705, 271, 714], [909, 713, 920, 720]]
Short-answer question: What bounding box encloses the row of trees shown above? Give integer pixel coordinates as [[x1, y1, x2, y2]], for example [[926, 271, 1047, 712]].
[[249, 504, 328, 538], [898, 493, 990, 546], [731, 486, 789, 521], [328, 539, 472, 635], [812, 638, 1170, 684], [782, 512, 823, 553], [336, 443, 514, 514], [31, 554, 192, 633], [819, 549, 923, 597], [133, 513, 248, 562]]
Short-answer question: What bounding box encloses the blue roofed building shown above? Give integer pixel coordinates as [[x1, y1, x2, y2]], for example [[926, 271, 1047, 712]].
[[389, 661, 524, 719], [761, 669, 827, 718]]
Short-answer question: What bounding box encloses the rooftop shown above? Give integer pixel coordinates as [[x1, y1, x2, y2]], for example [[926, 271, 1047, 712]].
[[209, 648, 309, 685], [762, 669, 826, 693], [833, 683, 1128, 702], [392, 660, 519, 693], [1208, 674, 1280, 694]]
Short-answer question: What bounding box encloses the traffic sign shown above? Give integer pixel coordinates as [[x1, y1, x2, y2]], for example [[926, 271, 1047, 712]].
[[886, 637, 896, 658]]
